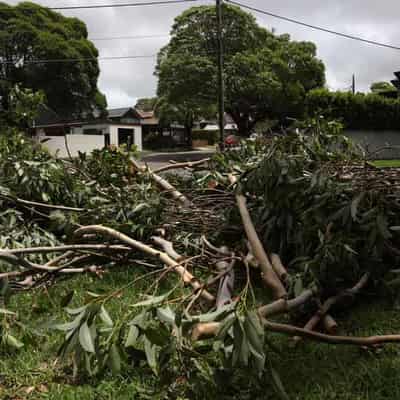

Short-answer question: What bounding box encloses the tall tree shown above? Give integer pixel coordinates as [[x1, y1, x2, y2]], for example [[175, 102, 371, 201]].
[[156, 4, 325, 136], [0, 2, 106, 118]]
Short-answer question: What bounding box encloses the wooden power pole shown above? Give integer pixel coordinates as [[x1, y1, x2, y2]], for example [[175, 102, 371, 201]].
[[216, 0, 225, 150]]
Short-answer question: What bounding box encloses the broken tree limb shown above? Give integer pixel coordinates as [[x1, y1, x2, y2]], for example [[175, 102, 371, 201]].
[[192, 287, 318, 340], [270, 253, 288, 282], [73, 225, 214, 303], [262, 318, 400, 346], [151, 237, 183, 261], [258, 287, 318, 318], [0, 194, 85, 212], [4, 244, 132, 256], [294, 273, 370, 343], [153, 158, 211, 174], [323, 314, 338, 334], [130, 159, 191, 207], [228, 174, 287, 299]]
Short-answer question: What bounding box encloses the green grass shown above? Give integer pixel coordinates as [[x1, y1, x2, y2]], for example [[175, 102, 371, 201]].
[[2, 270, 400, 399], [370, 159, 400, 168]]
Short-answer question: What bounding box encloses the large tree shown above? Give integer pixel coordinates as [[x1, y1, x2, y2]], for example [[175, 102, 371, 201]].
[[0, 2, 106, 118], [156, 4, 325, 136]]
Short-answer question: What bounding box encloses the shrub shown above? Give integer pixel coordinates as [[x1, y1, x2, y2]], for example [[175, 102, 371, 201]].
[[306, 88, 400, 130]]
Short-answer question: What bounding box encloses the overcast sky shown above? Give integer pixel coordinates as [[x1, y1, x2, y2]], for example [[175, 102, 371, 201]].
[[6, 0, 400, 108]]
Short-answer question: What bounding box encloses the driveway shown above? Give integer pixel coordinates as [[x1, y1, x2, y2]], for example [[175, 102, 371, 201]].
[[140, 149, 216, 171]]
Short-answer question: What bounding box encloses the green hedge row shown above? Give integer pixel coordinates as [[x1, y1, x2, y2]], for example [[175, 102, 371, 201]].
[[306, 88, 400, 130]]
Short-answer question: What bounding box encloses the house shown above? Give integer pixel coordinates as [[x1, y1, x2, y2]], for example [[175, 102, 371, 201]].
[[136, 109, 187, 147], [33, 107, 143, 157]]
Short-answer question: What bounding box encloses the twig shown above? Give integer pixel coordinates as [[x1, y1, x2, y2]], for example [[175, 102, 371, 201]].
[[73, 225, 215, 303], [1, 194, 84, 212]]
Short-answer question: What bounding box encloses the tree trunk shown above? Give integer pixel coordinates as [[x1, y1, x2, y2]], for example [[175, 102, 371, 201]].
[[185, 124, 193, 148]]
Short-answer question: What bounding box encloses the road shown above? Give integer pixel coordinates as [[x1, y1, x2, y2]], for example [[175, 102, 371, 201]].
[[141, 149, 215, 171]]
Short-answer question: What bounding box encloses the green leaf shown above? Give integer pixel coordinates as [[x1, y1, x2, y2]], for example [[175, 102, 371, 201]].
[[3, 333, 24, 349], [109, 344, 121, 375], [99, 306, 113, 327], [52, 313, 84, 331], [145, 325, 170, 347], [143, 336, 158, 375], [271, 367, 290, 400], [244, 311, 264, 359], [132, 292, 170, 308], [125, 325, 139, 348], [191, 302, 236, 323], [156, 306, 175, 325], [79, 322, 95, 353], [343, 244, 358, 255], [216, 313, 236, 341], [0, 307, 16, 316]]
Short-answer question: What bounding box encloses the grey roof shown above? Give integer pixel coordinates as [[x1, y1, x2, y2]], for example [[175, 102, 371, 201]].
[[107, 107, 132, 118]]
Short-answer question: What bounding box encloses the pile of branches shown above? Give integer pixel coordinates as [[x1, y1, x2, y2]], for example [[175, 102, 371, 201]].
[[1, 121, 400, 396]]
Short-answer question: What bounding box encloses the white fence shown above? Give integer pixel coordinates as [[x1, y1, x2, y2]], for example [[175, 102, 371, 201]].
[[39, 135, 105, 158]]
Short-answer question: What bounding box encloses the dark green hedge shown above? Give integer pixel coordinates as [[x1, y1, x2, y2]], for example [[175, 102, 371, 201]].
[[306, 88, 400, 130]]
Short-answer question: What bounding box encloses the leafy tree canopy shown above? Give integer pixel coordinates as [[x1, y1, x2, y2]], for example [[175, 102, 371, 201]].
[[156, 4, 325, 136], [0, 2, 106, 118]]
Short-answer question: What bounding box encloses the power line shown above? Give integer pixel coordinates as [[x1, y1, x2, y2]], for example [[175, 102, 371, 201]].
[[48, 0, 199, 10], [90, 34, 169, 41], [226, 0, 400, 51], [0, 48, 219, 65], [0, 55, 157, 65]]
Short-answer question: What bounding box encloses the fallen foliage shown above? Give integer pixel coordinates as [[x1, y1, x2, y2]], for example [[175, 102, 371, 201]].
[[1, 119, 400, 398]]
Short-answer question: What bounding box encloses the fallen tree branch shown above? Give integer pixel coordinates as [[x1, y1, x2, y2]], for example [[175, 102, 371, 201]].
[[262, 318, 400, 346], [151, 237, 183, 261], [130, 159, 191, 206], [4, 244, 131, 255], [294, 273, 369, 342], [270, 253, 288, 282], [228, 174, 287, 299], [73, 225, 214, 303], [153, 158, 211, 174], [1, 194, 84, 212]]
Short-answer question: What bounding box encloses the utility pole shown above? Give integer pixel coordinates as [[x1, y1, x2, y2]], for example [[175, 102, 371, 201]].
[[216, 0, 225, 150], [352, 74, 355, 94]]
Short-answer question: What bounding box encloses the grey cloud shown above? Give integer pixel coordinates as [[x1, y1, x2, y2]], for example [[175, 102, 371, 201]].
[[5, 0, 400, 106]]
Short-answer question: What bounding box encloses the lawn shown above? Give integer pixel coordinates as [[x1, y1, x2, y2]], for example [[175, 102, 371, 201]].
[[370, 159, 400, 168], [1, 267, 400, 400]]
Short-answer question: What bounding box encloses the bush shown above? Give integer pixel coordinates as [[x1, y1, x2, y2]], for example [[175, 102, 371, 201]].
[[306, 88, 400, 130]]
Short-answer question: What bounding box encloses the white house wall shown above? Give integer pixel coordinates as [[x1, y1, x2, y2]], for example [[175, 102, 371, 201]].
[[40, 134, 104, 158]]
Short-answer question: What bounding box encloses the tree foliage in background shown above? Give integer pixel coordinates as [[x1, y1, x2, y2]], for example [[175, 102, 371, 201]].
[[306, 88, 400, 130], [0, 1, 106, 118], [370, 81, 398, 98], [156, 4, 325, 136]]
